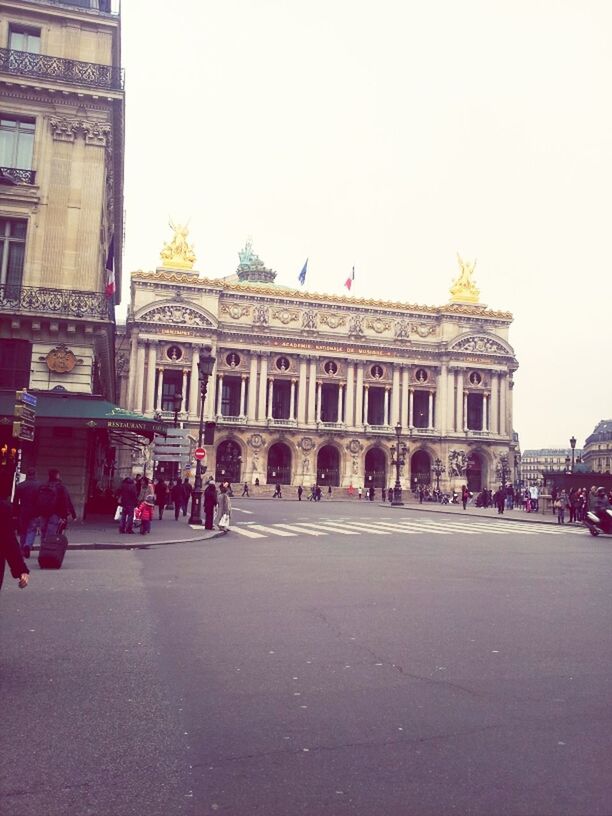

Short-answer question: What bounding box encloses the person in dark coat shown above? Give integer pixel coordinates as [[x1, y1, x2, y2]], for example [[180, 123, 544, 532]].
[[0, 499, 29, 592], [181, 479, 192, 516], [38, 469, 77, 544], [203, 477, 218, 530], [154, 478, 168, 520], [494, 487, 505, 514], [12, 467, 41, 557], [171, 480, 186, 521], [118, 477, 138, 534]]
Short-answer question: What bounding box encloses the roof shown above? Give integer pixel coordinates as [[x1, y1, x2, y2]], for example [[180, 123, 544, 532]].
[[0, 390, 165, 439], [585, 420, 612, 446]]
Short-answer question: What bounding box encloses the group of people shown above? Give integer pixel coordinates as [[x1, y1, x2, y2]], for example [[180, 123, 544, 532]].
[[551, 485, 612, 525], [115, 474, 232, 534]]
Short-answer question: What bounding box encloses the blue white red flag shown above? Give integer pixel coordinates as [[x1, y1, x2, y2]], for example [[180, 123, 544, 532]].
[[344, 265, 355, 291], [298, 258, 308, 286]]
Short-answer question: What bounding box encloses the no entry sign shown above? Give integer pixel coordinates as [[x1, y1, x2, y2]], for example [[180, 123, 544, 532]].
[[194, 447, 206, 461]]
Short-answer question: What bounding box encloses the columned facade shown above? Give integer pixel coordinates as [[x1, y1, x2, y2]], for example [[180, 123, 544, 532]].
[[119, 246, 519, 491]]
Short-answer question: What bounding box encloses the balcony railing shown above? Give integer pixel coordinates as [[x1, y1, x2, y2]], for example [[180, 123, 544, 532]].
[[268, 418, 297, 427], [0, 166, 36, 185], [0, 48, 124, 91], [46, 0, 117, 12], [218, 415, 246, 424], [0, 284, 113, 320]]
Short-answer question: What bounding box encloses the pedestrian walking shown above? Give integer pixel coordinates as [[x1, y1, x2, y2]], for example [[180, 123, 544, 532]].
[[382, 487, 386, 502], [203, 477, 218, 530], [118, 476, 138, 534], [12, 467, 40, 558], [36, 468, 76, 544], [273, 482, 282, 498], [297, 485, 303, 501], [358, 486, 362, 500], [216, 484, 232, 532], [171, 479, 185, 521], [137, 494, 155, 535], [369, 486, 375, 502], [137, 476, 150, 503], [461, 484, 469, 511], [241, 482, 250, 497], [388, 485, 393, 504], [555, 490, 568, 524], [327, 485, 332, 498], [154, 478, 168, 521], [181, 478, 192, 516], [494, 487, 505, 514], [0, 499, 29, 591], [315, 485, 322, 502]]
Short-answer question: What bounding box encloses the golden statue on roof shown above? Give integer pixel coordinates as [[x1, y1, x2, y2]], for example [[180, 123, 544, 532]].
[[450, 253, 480, 303], [160, 220, 196, 270]]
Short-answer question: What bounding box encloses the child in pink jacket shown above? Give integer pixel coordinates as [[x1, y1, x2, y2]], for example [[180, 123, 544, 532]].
[[137, 495, 155, 535]]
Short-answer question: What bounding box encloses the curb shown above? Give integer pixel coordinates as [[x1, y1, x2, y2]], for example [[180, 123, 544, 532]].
[[387, 503, 581, 528], [28, 530, 226, 552]]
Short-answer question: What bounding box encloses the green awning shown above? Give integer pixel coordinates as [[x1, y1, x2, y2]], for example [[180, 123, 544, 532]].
[[0, 390, 166, 439]]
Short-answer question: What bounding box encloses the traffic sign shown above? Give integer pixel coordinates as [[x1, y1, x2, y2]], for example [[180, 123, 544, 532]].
[[194, 447, 206, 461], [16, 389, 37, 408], [12, 421, 35, 442], [14, 404, 36, 422]]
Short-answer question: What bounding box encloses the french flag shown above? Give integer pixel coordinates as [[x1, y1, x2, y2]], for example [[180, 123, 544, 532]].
[[105, 235, 115, 298], [344, 265, 355, 291]]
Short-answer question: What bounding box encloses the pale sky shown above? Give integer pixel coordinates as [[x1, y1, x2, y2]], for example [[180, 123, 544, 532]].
[[120, 0, 612, 451]]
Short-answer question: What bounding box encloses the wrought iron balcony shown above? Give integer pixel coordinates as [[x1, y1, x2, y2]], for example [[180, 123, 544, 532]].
[[218, 415, 247, 424], [0, 47, 124, 91], [46, 0, 117, 12], [0, 166, 36, 185], [0, 284, 113, 320]]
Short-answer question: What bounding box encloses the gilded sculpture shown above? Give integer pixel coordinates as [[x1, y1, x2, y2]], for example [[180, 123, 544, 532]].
[[450, 253, 480, 304], [160, 221, 196, 270]]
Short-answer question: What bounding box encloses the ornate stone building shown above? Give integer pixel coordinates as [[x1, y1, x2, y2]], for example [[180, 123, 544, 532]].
[[583, 420, 612, 474], [118, 235, 519, 493]]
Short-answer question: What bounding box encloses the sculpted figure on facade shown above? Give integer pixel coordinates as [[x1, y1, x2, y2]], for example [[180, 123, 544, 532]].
[[450, 254, 480, 304], [142, 304, 210, 327], [302, 310, 318, 330], [253, 305, 270, 326], [160, 221, 196, 270], [448, 449, 468, 477], [454, 336, 507, 355], [348, 314, 364, 336], [395, 319, 411, 340]]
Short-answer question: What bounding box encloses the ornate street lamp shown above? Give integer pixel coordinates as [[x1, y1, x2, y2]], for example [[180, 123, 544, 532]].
[[390, 422, 408, 506], [570, 435, 576, 471], [432, 457, 445, 492], [188, 345, 215, 525], [172, 392, 183, 428]]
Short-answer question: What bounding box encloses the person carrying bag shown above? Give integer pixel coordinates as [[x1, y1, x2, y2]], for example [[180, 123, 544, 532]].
[[216, 485, 231, 533]]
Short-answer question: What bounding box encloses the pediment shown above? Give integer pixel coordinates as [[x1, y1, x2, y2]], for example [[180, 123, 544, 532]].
[[134, 301, 217, 329], [449, 333, 513, 356]]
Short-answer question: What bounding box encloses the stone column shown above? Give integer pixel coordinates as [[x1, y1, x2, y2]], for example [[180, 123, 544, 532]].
[[337, 384, 344, 423], [483, 394, 489, 432], [156, 366, 164, 411], [363, 385, 370, 425], [401, 367, 409, 429], [384, 387, 390, 426], [428, 391, 434, 429], [189, 349, 199, 418], [240, 375, 247, 417], [345, 361, 355, 427], [128, 331, 139, 410], [307, 358, 317, 423], [500, 373, 507, 436], [447, 368, 456, 432], [508, 375, 515, 436], [297, 357, 307, 423], [145, 343, 157, 413], [409, 388, 414, 428], [247, 355, 258, 420], [456, 370, 464, 431], [181, 368, 188, 416], [391, 365, 400, 426], [205, 356, 218, 421], [258, 354, 268, 421], [290, 379, 296, 420], [216, 373, 224, 417], [355, 363, 364, 428], [437, 363, 447, 434], [267, 378, 274, 420], [463, 393, 468, 431], [316, 382, 322, 422], [490, 372, 499, 434], [134, 342, 146, 413]]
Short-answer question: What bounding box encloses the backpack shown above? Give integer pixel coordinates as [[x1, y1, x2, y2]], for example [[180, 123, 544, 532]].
[[36, 483, 58, 517]]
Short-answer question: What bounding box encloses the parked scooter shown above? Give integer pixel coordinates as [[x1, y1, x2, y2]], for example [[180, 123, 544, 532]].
[[585, 508, 612, 536]]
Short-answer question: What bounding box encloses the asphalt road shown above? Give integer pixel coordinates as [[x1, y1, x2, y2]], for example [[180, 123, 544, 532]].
[[2, 500, 612, 816]]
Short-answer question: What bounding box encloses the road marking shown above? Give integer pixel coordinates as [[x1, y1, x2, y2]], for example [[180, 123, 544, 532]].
[[230, 526, 267, 539], [248, 524, 297, 537], [336, 521, 390, 535], [393, 521, 451, 535], [298, 522, 360, 536], [372, 522, 418, 535], [232, 507, 254, 515], [274, 524, 328, 536]]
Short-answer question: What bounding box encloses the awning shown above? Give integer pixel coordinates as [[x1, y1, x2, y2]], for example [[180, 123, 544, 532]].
[[0, 390, 166, 439]]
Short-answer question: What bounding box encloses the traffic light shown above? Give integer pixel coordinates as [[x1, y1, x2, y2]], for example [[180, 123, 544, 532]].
[[204, 421, 216, 445]]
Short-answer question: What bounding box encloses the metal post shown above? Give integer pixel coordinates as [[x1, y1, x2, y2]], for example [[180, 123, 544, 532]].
[[570, 435, 576, 471], [391, 422, 406, 506], [188, 375, 208, 525]]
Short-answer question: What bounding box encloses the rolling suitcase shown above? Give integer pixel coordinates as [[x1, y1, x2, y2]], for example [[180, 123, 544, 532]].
[[38, 533, 68, 569]]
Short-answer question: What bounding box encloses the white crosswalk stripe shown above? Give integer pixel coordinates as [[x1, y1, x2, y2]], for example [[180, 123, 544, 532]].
[[297, 522, 360, 535], [231, 525, 267, 539], [246, 524, 297, 537], [273, 523, 328, 536]]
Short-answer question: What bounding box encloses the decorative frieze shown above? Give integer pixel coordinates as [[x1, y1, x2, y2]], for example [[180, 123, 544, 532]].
[[320, 313, 347, 329], [272, 307, 299, 325], [221, 302, 252, 320], [49, 117, 111, 146]]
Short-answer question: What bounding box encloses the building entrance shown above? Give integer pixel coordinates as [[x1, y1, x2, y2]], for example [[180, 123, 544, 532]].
[[365, 447, 386, 488], [267, 442, 292, 484], [411, 450, 431, 487], [317, 445, 340, 487]]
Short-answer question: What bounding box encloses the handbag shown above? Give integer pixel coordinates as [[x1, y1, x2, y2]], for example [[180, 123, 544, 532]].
[[218, 513, 230, 530], [113, 505, 122, 521]]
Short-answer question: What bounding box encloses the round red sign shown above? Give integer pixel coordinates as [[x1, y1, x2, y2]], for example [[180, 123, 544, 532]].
[[194, 447, 206, 461]]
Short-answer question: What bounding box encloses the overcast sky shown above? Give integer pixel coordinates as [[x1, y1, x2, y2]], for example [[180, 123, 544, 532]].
[[121, 0, 612, 451]]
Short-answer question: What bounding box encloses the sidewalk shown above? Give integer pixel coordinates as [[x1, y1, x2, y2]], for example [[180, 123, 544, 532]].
[[30, 517, 223, 551], [391, 499, 580, 527]]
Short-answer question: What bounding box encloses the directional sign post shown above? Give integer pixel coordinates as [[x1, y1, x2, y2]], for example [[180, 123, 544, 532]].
[[13, 389, 36, 442]]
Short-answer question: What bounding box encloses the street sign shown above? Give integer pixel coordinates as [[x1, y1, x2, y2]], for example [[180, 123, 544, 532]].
[[12, 421, 35, 442], [194, 447, 206, 461], [13, 388, 36, 441], [16, 389, 37, 408], [14, 405, 36, 422]]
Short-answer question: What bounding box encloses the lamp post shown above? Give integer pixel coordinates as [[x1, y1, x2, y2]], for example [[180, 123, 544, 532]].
[[390, 422, 408, 506], [570, 435, 576, 471], [432, 457, 445, 493], [496, 453, 509, 486], [172, 392, 182, 428], [188, 346, 215, 525], [565, 455, 571, 474]]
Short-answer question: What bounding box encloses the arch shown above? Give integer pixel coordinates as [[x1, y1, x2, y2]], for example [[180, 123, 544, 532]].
[[215, 439, 242, 484], [267, 442, 292, 485], [365, 446, 387, 488], [411, 449, 431, 488], [317, 444, 340, 487], [134, 298, 218, 329], [466, 450, 485, 492], [448, 331, 515, 357]]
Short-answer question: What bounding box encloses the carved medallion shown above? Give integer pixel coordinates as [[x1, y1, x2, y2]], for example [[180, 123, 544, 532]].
[[299, 437, 314, 452], [320, 313, 346, 329], [366, 317, 391, 334], [272, 307, 299, 325], [45, 344, 79, 374], [221, 302, 251, 320]]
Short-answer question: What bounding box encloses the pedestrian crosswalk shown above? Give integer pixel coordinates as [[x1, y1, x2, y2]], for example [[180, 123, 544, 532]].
[[229, 516, 582, 540]]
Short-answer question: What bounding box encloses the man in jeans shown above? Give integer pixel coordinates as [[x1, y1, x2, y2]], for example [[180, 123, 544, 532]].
[[12, 467, 41, 558], [37, 469, 77, 543]]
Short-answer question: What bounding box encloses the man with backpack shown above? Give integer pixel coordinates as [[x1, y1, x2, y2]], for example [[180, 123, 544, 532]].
[[36, 469, 77, 544]]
